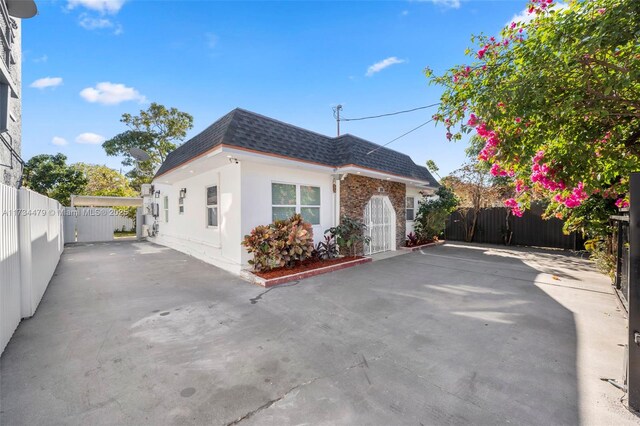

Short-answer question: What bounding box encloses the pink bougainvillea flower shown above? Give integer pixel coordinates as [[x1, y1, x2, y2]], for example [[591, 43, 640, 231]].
[[533, 150, 545, 161], [597, 8, 606, 14], [504, 198, 524, 217], [490, 163, 507, 177], [530, 152, 566, 192], [515, 179, 529, 193], [562, 182, 588, 209], [615, 198, 630, 209], [467, 113, 478, 127]]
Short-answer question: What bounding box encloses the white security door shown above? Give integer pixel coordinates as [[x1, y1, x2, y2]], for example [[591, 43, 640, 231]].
[[364, 196, 395, 255]]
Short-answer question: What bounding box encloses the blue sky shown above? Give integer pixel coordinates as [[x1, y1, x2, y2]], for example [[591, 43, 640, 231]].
[[23, 0, 528, 177]]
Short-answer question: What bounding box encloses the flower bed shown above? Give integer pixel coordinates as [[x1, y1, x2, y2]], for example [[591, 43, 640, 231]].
[[240, 256, 372, 287], [255, 256, 361, 279]]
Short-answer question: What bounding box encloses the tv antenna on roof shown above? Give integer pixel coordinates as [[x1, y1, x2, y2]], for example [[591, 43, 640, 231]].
[[129, 147, 150, 162]]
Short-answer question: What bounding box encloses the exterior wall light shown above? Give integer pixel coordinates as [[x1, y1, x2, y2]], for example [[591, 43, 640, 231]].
[[179, 188, 187, 198]]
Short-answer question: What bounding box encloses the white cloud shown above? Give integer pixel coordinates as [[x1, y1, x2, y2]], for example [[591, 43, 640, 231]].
[[80, 82, 147, 105], [30, 77, 63, 89], [508, 2, 568, 25], [33, 54, 48, 63], [365, 57, 405, 77], [75, 132, 105, 145], [67, 0, 126, 14], [401, 10, 409, 16], [417, 0, 461, 9], [51, 136, 68, 146], [78, 14, 123, 34], [206, 32, 218, 49], [79, 15, 113, 30]]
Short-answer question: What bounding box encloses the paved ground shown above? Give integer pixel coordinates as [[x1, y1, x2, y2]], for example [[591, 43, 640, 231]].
[[1, 241, 637, 425]]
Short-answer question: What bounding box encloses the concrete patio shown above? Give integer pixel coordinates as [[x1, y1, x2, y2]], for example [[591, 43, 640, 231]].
[[0, 240, 637, 425]]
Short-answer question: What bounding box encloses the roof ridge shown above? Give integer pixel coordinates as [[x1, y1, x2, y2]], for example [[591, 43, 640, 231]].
[[189, 108, 239, 146], [336, 133, 416, 161], [234, 108, 333, 141]]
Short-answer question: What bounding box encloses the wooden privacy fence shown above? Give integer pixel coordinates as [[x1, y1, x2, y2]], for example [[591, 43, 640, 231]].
[[445, 206, 583, 250]]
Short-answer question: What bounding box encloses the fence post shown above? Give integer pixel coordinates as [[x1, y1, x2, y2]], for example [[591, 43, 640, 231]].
[[17, 189, 33, 318], [616, 220, 623, 290], [628, 172, 640, 412]]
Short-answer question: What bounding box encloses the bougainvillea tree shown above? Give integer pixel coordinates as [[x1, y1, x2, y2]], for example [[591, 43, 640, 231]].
[[426, 0, 640, 265]]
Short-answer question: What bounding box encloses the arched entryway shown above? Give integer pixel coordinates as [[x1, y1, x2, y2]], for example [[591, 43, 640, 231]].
[[364, 195, 396, 255]]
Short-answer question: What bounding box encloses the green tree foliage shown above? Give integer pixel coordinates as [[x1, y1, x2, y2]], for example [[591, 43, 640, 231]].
[[426, 0, 639, 266], [73, 163, 138, 218], [72, 163, 137, 198], [103, 103, 194, 189], [22, 154, 87, 206], [413, 186, 460, 240]]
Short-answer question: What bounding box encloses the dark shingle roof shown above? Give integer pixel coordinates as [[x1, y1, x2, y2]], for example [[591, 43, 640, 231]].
[[156, 108, 438, 185]]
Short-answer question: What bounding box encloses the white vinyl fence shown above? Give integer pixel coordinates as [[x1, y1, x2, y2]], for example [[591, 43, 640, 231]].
[[63, 208, 134, 243], [114, 214, 135, 232], [0, 183, 20, 357], [0, 184, 64, 355]]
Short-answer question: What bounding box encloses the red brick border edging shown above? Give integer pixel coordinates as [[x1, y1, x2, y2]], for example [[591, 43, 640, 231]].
[[240, 257, 373, 288]]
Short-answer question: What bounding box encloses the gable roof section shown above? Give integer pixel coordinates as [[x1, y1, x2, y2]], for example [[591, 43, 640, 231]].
[[155, 108, 438, 185]]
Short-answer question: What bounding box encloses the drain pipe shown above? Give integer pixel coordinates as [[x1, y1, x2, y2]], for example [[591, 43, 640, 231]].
[[333, 173, 348, 226]]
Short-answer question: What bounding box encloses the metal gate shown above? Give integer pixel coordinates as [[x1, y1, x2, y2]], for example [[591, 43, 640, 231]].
[[364, 195, 395, 255], [63, 207, 115, 243]]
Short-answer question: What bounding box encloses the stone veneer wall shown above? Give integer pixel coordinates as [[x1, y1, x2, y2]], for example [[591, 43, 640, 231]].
[[339, 174, 406, 250]]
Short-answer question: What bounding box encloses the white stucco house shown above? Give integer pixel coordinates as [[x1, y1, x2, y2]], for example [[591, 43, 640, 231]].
[[145, 108, 438, 273]]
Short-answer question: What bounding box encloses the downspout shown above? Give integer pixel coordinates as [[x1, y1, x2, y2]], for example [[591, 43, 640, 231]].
[[333, 173, 348, 226], [218, 170, 222, 249], [334, 176, 340, 227]]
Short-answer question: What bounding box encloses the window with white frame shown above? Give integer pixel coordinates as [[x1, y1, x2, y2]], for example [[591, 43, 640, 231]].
[[178, 195, 184, 214], [163, 196, 169, 222], [272, 183, 321, 225], [406, 196, 415, 221], [206, 185, 218, 227]]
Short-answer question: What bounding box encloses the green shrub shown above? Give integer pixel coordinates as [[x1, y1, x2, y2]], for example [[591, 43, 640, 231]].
[[242, 214, 315, 271], [315, 235, 339, 260], [414, 186, 459, 241], [327, 216, 371, 257]]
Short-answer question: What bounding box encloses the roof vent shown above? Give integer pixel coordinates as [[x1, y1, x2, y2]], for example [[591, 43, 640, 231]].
[[378, 187, 385, 193]]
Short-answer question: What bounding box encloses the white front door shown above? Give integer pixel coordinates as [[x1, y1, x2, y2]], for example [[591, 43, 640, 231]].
[[364, 196, 395, 255]]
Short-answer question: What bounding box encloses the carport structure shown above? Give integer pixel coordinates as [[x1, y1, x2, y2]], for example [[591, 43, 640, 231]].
[[0, 241, 637, 425], [69, 195, 143, 208]]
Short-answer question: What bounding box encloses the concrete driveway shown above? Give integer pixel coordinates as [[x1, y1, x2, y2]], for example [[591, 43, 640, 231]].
[[0, 241, 636, 425]]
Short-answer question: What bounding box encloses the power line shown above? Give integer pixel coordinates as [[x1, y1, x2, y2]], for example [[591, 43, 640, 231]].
[[366, 118, 434, 156], [340, 103, 440, 122]]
